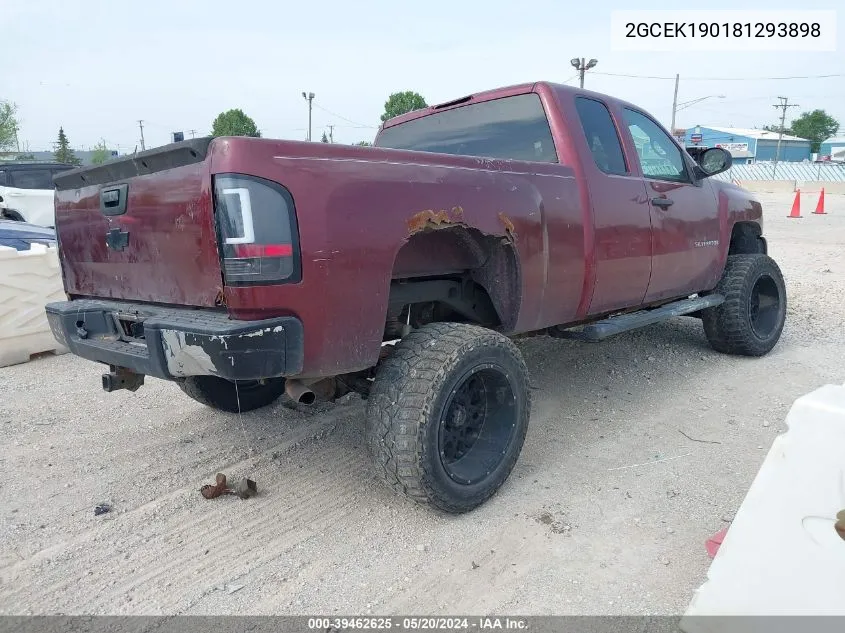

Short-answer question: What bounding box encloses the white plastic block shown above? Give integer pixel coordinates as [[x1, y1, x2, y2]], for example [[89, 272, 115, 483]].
[[0, 244, 68, 367], [681, 383, 845, 631]]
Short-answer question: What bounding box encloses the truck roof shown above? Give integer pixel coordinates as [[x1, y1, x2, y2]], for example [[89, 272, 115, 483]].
[[380, 81, 645, 131], [382, 82, 541, 129]]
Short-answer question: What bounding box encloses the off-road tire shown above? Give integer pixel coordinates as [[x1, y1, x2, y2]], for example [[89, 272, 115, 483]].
[[366, 323, 531, 513], [177, 376, 286, 412], [702, 254, 786, 356]]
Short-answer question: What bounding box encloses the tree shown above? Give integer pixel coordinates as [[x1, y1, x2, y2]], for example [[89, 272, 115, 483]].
[[53, 127, 81, 165], [321, 131, 329, 143], [789, 110, 840, 152], [380, 91, 427, 122], [211, 109, 261, 137], [0, 101, 19, 150], [91, 140, 111, 165], [355, 141, 372, 146]]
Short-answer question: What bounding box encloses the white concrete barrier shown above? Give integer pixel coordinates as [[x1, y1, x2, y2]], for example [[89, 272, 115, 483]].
[[0, 244, 68, 367], [681, 382, 845, 631]]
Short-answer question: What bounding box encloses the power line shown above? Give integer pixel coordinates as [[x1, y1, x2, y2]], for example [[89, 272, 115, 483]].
[[312, 102, 377, 129], [591, 71, 841, 81], [721, 93, 845, 104]]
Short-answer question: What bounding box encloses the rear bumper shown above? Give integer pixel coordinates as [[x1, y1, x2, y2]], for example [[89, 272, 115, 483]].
[[45, 299, 304, 381]]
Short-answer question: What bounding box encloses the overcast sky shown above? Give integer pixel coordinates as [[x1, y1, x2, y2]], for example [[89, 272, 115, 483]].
[[3, 0, 843, 151]]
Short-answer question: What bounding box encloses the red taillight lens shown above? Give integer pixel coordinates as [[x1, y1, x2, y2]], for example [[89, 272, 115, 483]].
[[232, 244, 294, 258], [213, 174, 300, 285]]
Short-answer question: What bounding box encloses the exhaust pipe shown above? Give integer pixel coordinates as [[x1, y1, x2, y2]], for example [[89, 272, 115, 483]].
[[285, 379, 316, 405], [284, 377, 337, 405]]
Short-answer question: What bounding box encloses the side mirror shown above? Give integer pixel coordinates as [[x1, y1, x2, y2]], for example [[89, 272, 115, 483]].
[[696, 147, 732, 178]]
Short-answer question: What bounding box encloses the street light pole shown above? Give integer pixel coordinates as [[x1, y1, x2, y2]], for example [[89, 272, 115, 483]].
[[302, 92, 315, 141], [570, 57, 598, 89]]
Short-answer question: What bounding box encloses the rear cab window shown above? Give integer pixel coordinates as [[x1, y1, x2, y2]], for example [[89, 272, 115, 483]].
[[375, 93, 558, 163]]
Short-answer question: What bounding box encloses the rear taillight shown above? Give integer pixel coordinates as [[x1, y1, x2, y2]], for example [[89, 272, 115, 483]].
[[213, 174, 300, 285]]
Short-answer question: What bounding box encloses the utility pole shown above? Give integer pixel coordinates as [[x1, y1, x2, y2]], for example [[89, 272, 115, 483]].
[[570, 57, 598, 89], [302, 92, 315, 141], [327, 124, 334, 143], [772, 97, 798, 178], [138, 120, 146, 151], [188, 129, 196, 138], [670, 73, 680, 138]]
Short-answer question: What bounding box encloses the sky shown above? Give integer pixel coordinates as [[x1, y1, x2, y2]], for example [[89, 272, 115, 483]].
[[2, 0, 843, 152]]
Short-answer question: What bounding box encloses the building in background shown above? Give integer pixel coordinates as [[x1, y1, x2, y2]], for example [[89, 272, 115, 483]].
[[0, 149, 119, 167], [819, 136, 845, 162], [682, 126, 811, 164]]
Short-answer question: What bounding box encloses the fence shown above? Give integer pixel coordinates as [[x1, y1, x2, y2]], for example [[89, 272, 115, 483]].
[[715, 161, 845, 182]]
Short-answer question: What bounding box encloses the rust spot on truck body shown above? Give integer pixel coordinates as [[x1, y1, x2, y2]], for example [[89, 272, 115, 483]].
[[407, 207, 465, 234], [497, 212, 516, 240]]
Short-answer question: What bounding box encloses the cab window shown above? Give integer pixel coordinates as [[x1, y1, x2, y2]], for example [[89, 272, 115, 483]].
[[8, 168, 55, 189], [574, 97, 628, 176], [623, 109, 689, 182]]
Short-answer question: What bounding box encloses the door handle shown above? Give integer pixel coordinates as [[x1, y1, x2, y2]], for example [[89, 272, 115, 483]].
[[651, 197, 673, 208]]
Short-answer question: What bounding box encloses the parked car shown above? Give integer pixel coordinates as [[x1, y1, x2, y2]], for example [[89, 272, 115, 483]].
[[0, 219, 56, 251], [0, 162, 74, 227], [45, 81, 786, 513]]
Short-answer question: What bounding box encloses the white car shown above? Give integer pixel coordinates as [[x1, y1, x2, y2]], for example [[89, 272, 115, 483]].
[[0, 162, 74, 227]]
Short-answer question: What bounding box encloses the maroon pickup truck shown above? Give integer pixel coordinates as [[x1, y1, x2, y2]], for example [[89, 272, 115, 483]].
[[47, 81, 786, 513]]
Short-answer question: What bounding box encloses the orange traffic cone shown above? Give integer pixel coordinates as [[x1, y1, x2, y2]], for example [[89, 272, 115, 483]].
[[813, 188, 826, 215], [788, 189, 802, 218]]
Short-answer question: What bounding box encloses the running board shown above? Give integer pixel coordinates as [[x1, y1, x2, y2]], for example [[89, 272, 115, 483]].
[[548, 295, 725, 342]]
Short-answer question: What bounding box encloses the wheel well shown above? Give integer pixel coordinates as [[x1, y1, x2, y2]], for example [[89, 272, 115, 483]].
[[729, 222, 766, 255], [386, 226, 521, 336]]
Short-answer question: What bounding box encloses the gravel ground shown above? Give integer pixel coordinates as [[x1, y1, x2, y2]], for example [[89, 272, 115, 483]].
[[1, 191, 843, 616]]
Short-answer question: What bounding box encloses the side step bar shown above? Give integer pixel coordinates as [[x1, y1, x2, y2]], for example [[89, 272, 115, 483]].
[[548, 294, 725, 342]]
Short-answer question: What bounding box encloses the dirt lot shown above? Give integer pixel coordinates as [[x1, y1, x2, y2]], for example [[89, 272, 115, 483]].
[[1, 190, 843, 616]]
